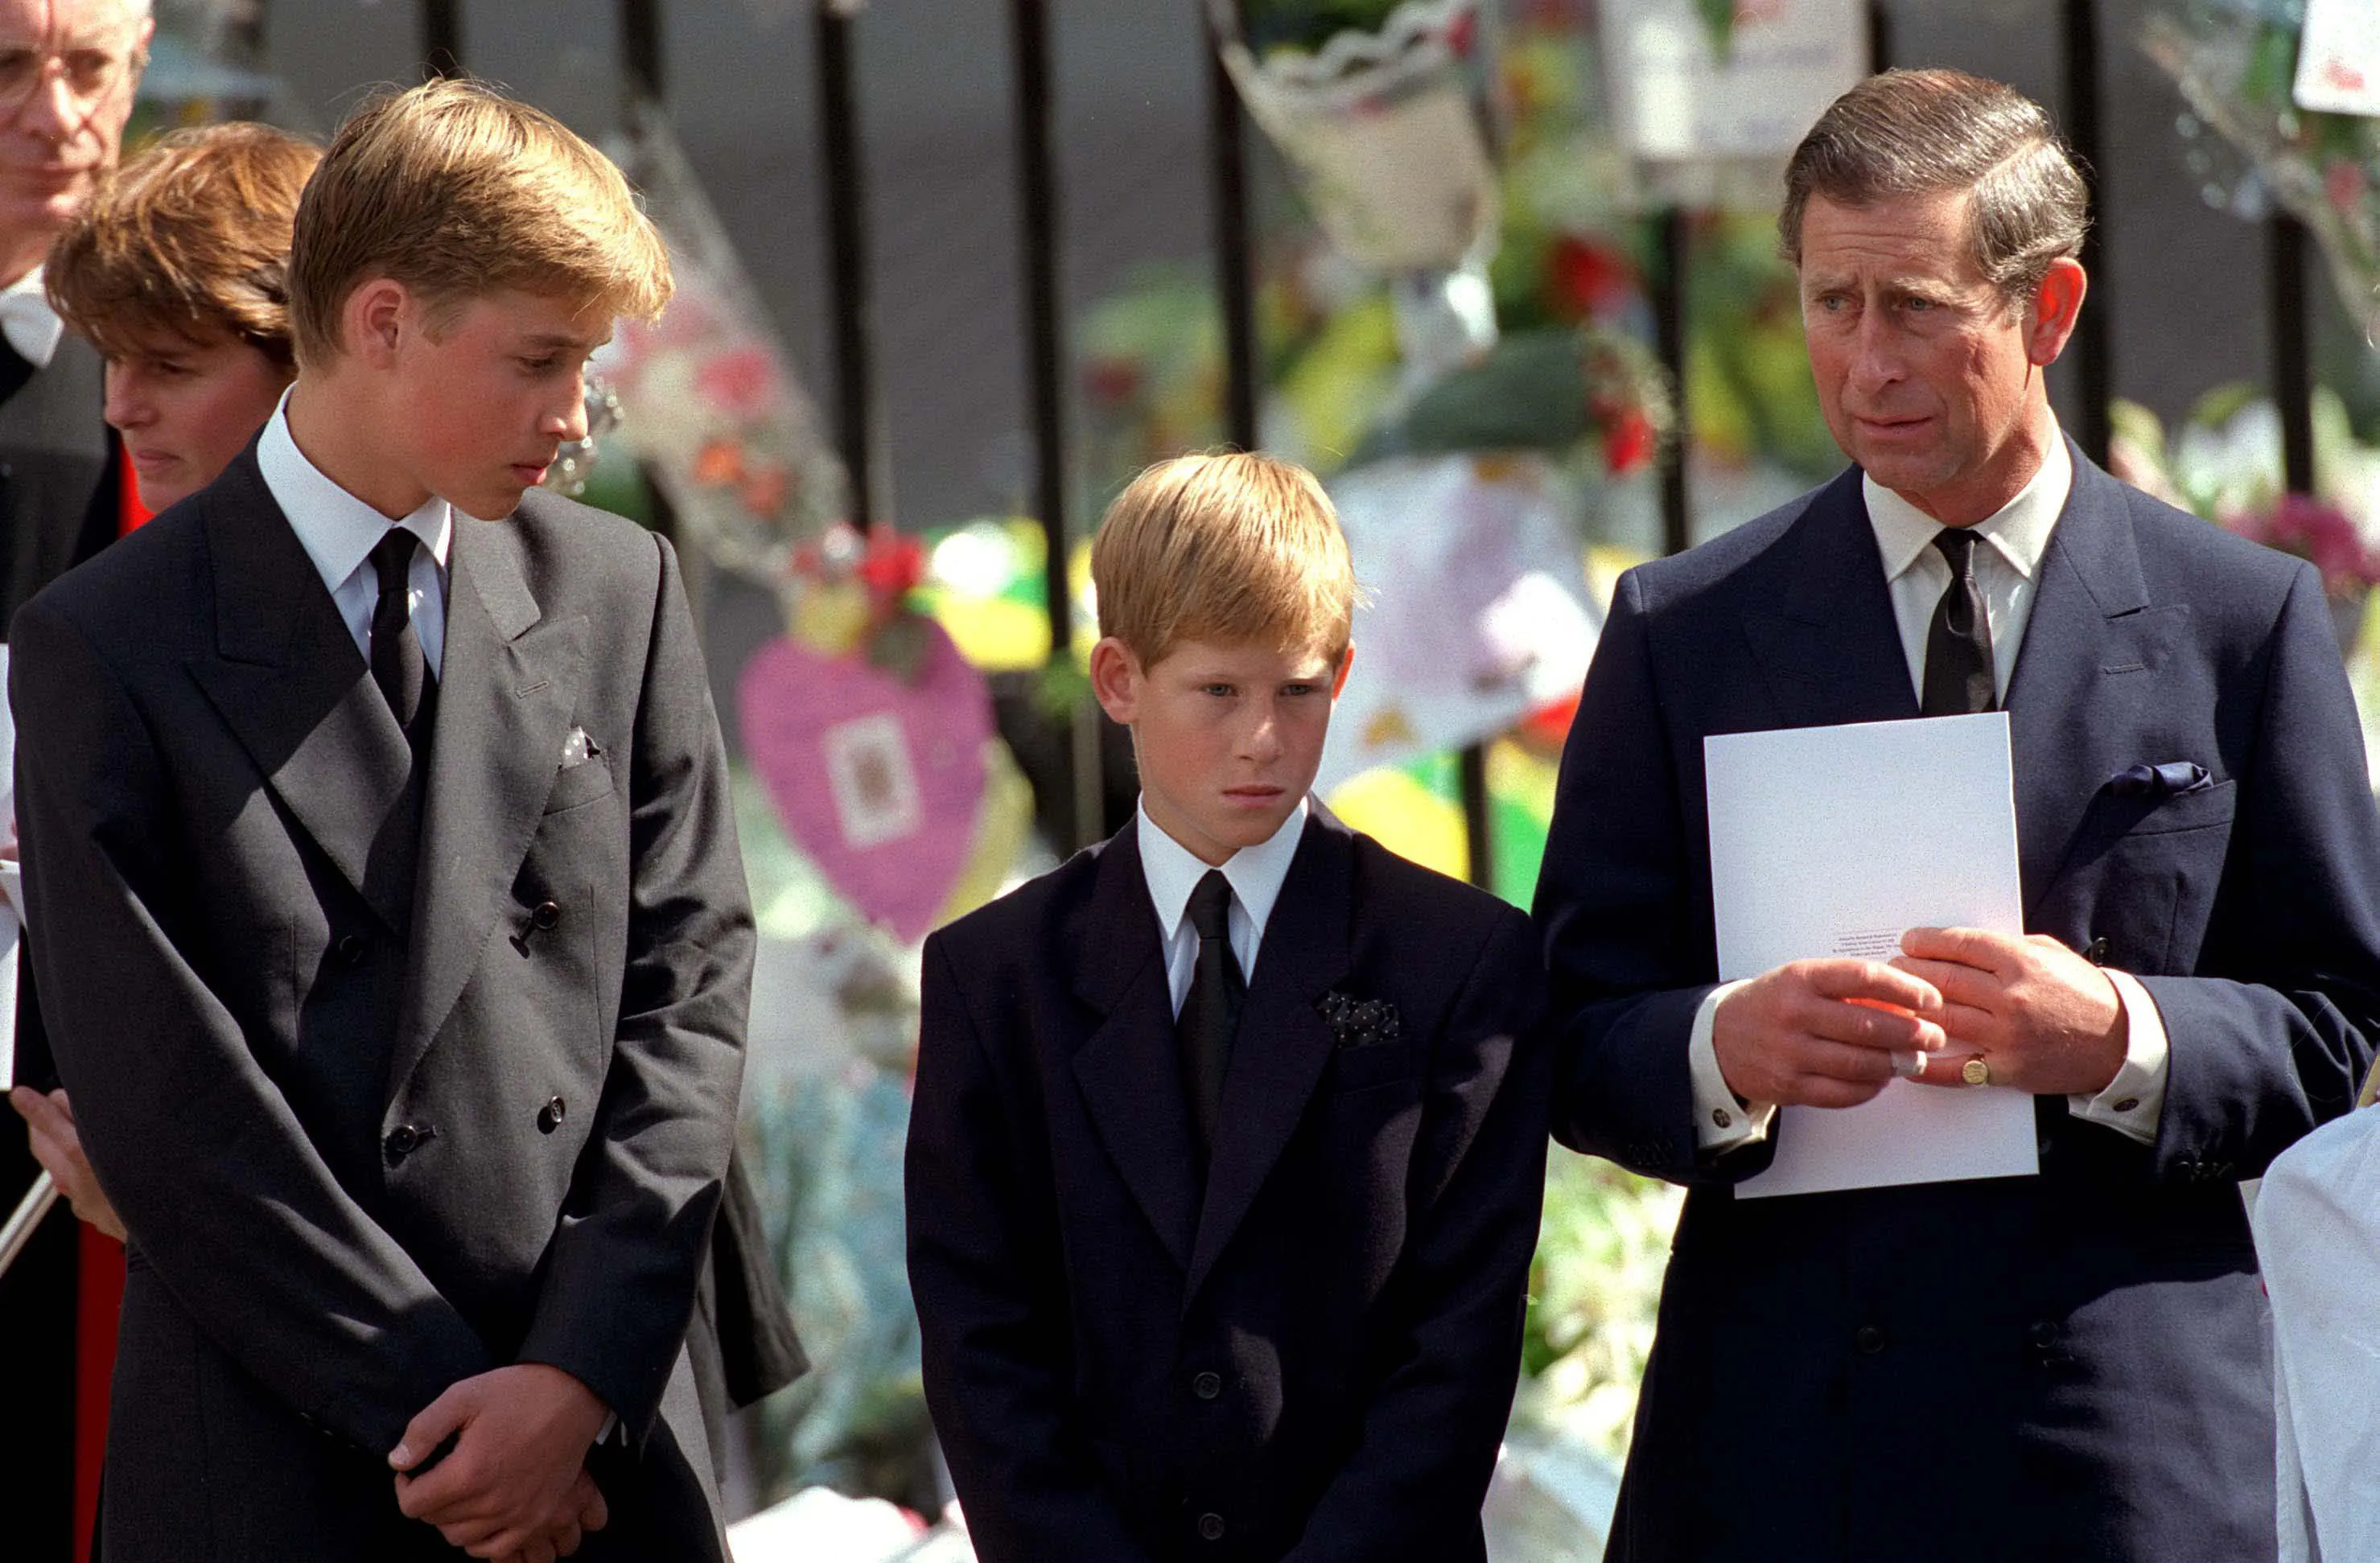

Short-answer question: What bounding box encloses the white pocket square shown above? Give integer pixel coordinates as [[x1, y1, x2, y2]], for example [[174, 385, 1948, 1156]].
[[560, 726, 600, 770]]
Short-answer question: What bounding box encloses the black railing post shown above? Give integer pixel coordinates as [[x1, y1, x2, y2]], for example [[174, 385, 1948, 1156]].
[[817, 1, 881, 533], [2060, 0, 2112, 467], [1653, 206, 1691, 557], [622, 0, 663, 103], [422, 0, 462, 78], [1009, 0, 1102, 849], [1203, 17, 1259, 452], [2271, 213, 2317, 495]]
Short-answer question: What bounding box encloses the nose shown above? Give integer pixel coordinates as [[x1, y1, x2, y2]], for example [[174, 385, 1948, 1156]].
[[543, 372, 591, 444], [16, 67, 80, 146], [1847, 308, 1904, 396], [102, 364, 151, 431], [1237, 694, 1286, 764]]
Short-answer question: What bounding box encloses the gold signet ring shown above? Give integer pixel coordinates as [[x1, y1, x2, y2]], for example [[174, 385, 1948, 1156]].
[[1961, 1058, 1992, 1088]]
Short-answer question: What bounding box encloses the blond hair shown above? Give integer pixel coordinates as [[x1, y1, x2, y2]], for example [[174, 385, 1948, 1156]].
[[289, 76, 672, 369], [1092, 451, 1356, 667], [47, 122, 319, 370]]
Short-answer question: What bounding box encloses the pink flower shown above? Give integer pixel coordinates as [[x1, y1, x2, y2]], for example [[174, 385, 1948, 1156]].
[[2225, 493, 2380, 597]]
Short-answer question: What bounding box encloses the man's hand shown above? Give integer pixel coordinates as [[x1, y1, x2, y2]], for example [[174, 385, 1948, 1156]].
[[8, 1088, 124, 1240], [1891, 928, 2126, 1096], [1713, 958, 1948, 1108], [390, 1363, 612, 1559]]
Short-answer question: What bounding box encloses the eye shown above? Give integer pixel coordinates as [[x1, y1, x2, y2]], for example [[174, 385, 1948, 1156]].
[[1280, 681, 1319, 697], [520, 356, 560, 374], [1201, 682, 1235, 697], [0, 50, 40, 94]]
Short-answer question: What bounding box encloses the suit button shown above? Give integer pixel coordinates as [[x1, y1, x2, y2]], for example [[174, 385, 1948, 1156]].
[[537, 1096, 566, 1134], [2084, 936, 2111, 965], [1196, 1513, 1225, 1542], [2028, 1320, 2059, 1348], [1192, 1371, 1221, 1401], [336, 934, 365, 965], [383, 1123, 434, 1164], [531, 900, 562, 932], [1855, 1324, 1886, 1355]]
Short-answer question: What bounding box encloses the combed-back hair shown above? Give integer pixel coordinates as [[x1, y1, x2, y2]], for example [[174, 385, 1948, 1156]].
[[288, 76, 672, 369], [1781, 68, 2090, 303]]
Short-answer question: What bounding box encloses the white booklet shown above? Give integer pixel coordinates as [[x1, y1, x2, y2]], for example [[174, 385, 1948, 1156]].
[[1705, 711, 2040, 1199]]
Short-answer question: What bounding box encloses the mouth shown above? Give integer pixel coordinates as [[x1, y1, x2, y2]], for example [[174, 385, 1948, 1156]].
[[510, 461, 553, 487], [1853, 413, 1933, 438], [1221, 785, 1286, 805], [127, 449, 179, 472]]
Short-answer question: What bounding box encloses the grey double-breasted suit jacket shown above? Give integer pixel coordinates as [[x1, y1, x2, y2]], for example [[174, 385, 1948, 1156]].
[[10, 446, 755, 1560]]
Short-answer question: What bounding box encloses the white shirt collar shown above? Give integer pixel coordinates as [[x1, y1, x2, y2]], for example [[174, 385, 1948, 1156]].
[[0, 266, 66, 370], [257, 388, 452, 595], [1137, 796, 1309, 946], [1864, 427, 2073, 584]]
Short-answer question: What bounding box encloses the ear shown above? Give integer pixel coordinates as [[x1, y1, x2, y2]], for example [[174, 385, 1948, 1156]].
[[344, 278, 413, 369], [2022, 257, 2087, 368], [1089, 636, 1143, 727], [1328, 644, 1354, 701]]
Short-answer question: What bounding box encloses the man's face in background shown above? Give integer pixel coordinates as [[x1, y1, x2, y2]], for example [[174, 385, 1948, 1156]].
[[0, 0, 148, 283]]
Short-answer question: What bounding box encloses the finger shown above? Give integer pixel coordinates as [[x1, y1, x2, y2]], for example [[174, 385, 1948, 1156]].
[[1801, 960, 1944, 1014], [1887, 955, 2004, 1012], [1900, 926, 2024, 973], [1907, 1052, 1990, 1090], [1935, 1000, 2003, 1049], [1805, 997, 1946, 1055], [1793, 1037, 1904, 1084], [575, 1475, 608, 1532], [9, 1086, 62, 1136], [392, 1385, 476, 1471], [552, 1521, 584, 1558]]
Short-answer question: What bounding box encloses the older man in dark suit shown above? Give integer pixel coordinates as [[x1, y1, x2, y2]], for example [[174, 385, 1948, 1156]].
[[1536, 68, 2380, 1562]]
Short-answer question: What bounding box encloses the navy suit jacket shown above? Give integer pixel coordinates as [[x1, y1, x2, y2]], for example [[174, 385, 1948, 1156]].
[[906, 807, 1550, 1563], [1535, 450, 2380, 1562]]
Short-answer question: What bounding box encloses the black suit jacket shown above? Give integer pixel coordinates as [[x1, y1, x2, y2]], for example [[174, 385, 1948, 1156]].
[[1535, 450, 2380, 1562], [907, 807, 1550, 1563], [10, 448, 755, 1560]]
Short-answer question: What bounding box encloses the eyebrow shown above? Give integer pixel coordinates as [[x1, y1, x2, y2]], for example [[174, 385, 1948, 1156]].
[[517, 332, 610, 352]]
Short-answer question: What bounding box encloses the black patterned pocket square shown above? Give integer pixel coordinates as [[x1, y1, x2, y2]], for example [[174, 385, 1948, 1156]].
[[1317, 991, 1402, 1050], [2106, 760, 2211, 798]]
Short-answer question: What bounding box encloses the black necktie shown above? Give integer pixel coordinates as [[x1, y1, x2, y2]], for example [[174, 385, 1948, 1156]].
[[1921, 528, 1996, 717], [1178, 870, 1246, 1166], [369, 529, 429, 734]]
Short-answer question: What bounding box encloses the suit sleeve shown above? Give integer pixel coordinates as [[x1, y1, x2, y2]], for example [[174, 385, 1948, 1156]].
[[1280, 905, 1552, 1563], [906, 932, 1160, 1563], [1534, 568, 1770, 1185], [2138, 560, 2380, 1178], [10, 594, 494, 1454], [517, 532, 752, 1438]]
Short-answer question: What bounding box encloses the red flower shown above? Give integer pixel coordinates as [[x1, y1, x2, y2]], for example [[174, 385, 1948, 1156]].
[[1549, 235, 1633, 322], [2228, 492, 2380, 596], [693, 438, 745, 487], [2326, 158, 2366, 221], [1083, 356, 1143, 406], [857, 528, 926, 598], [1604, 407, 1657, 476]]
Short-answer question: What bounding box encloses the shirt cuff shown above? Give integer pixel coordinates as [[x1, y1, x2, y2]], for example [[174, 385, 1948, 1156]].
[[2065, 968, 2168, 1146], [1690, 980, 1776, 1151]]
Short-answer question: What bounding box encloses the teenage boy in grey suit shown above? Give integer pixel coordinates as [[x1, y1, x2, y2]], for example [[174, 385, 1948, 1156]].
[[12, 79, 751, 1561]]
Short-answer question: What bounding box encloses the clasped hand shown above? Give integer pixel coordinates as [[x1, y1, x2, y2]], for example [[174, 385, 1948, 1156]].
[[390, 1362, 613, 1562], [1713, 928, 2126, 1108]]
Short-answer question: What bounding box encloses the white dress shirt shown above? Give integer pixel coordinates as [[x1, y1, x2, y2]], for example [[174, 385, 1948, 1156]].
[[257, 391, 451, 677], [1138, 799, 1307, 1018], [0, 266, 65, 369], [1690, 430, 2172, 1154]]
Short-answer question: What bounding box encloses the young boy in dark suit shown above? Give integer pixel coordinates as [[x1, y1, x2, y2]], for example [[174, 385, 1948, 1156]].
[[12, 80, 751, 1561], [906, 452, 1551, 1562]]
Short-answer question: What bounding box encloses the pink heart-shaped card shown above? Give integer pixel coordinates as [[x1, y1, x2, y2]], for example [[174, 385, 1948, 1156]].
[[738, 621, 993, 941]]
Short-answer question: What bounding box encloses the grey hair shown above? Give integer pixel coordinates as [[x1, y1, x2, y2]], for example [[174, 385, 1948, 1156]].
[[1779, 68, 2090, 304]]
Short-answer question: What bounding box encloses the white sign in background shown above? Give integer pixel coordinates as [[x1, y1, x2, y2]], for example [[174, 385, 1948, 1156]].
[[2296, 0, 2380, 119], [1601, 0, 1867, 163]]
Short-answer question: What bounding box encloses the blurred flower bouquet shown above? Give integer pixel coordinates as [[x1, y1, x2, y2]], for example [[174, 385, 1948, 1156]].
[[2230, 491, 2380, 597], [2142, 0, 2380, 340]]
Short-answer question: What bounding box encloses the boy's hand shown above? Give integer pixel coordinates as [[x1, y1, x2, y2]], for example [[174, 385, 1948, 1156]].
[[390, 1363, 612, 1557], [9, 1088, 125, 1240]]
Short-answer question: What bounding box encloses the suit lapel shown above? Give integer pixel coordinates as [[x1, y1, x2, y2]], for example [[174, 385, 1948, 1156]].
[[1739, 468, 1922, 731], [1069, 827, 1202, 1273], [1185, 808, 1353, 1301], [385, 511, 586, 1098], [2003, 446, 2156, 918], [183, 450, 419, 934]]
